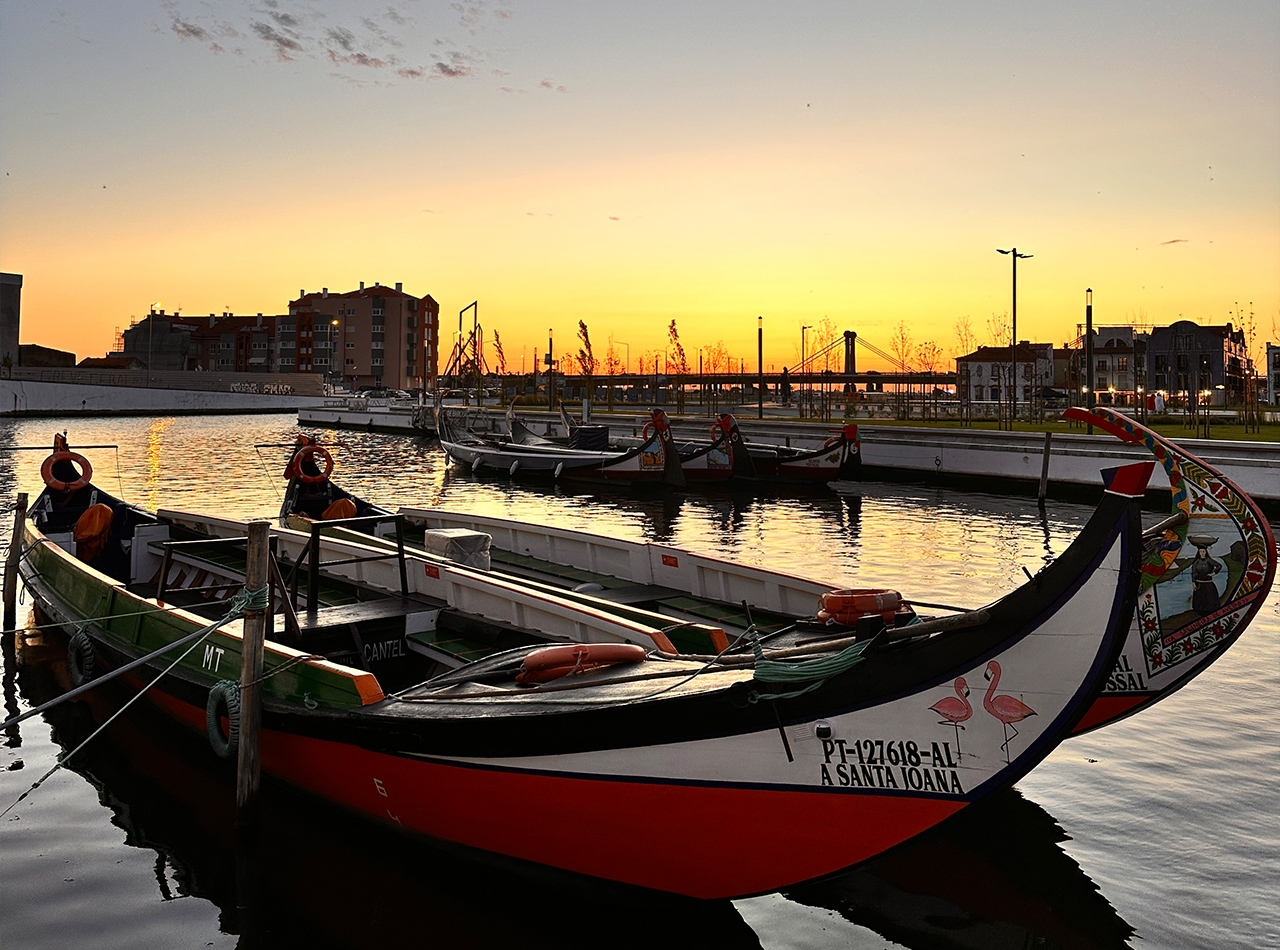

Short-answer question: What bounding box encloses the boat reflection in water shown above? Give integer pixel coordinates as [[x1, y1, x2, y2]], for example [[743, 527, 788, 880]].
[[16, 628, 1134, 950], [784, 786, 1136, 949]]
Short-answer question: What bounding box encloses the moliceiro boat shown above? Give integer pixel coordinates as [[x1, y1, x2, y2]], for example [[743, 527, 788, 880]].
[[511, 404, 745, 484], [438, 405, 686, 487], [398, 407, 1276, 737], [20, 438, 1152, 898]]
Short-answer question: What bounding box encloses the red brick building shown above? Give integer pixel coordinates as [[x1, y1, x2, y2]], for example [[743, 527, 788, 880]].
[[289, 283, 439, 391]]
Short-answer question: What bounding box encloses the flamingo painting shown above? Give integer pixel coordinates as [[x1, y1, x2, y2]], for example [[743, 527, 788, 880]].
[[929, 677, 973, 755], [983, 661, 1037, 763]]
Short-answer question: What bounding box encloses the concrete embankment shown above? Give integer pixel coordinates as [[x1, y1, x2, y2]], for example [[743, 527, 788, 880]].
[[460, 407, 1280, 510], [0, 376, 331, 416]]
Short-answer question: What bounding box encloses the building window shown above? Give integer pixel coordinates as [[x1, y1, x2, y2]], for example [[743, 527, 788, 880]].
[[1119, 357, 1129, 372], [371, 324, 384, 333], [347, 342, 355, 349], [371, 357, 383, 366]]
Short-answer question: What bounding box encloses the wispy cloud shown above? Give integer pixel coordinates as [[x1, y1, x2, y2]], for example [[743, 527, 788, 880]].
[[159, 2, 553, 89], [170, 19, 207, 42], [251, 20, 304, 60]]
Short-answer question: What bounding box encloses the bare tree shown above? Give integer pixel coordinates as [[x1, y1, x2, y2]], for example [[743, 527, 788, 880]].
[[953, 315, 976, 359], [603, 336, 623, 409], [916, 340, 943, 419], [985, 311, 1009, 349]]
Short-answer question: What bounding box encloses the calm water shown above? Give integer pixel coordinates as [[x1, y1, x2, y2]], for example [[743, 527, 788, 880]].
[[1, 414, 1276, 950]]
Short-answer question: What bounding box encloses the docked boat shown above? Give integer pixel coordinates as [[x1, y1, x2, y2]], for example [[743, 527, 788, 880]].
[[1060, 407, 1276, 733], [19, 435, 1146, 899], [438, 405, 686, 487], [281, 438, 816, 645], [403, 407, 1277, 737], [511, 405, 745, 484], [518, 404, 860, 484]]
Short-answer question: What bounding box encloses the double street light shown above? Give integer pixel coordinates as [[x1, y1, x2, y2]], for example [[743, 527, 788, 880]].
[[997, 247, 1032, 426]]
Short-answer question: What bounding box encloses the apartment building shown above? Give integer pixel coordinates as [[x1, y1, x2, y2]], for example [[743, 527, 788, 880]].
[[289, 282, 439, 391]]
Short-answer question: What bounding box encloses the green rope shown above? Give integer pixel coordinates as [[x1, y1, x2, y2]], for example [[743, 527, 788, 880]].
[[749, 629, 871, 684], [745, 629, 872, 702], [0, 584, 270, 817]]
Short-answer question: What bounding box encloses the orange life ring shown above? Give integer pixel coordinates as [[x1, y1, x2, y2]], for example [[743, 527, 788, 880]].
[[642, 421, 656, 441], [818, 588, 903, 625], [823, 435, 843, 450], [516, 642, 648, 685], [295, 444, 334, 483], [41, 450, 93, 492]]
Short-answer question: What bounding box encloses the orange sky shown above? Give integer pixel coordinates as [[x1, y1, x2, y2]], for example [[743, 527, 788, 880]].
[[2, 2, 1276, 373]]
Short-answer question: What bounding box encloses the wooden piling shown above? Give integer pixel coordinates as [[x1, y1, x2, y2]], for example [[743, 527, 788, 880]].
[[236, 520, 270, 824], [1038, 431, 1053, 508], [4, 493, 29, 631]]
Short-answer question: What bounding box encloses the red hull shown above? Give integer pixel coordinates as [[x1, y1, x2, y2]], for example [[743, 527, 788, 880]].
[[262, 733, 966, 899], [145, 686, 963, 898], [1071, 694, 1148, 734]]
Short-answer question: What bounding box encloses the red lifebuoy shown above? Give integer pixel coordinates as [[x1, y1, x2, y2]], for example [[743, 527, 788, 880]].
[[818, 588, 903, 626], [516, 642, 648, 685], [823, 435, 843, 450], [41, 450, 93, 493], [295, 444, 334, 483], [642, 421, 656, 441]]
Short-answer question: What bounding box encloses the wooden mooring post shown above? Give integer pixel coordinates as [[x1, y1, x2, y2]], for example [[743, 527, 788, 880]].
[[236, 519, 270, 824], [1038, 432, 1053, 508], [4, 493, 29, 632]]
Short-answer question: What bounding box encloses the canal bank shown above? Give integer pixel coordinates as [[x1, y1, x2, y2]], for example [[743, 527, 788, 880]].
[[1, 372, 331, 416], [431, 406, 1280, 511]]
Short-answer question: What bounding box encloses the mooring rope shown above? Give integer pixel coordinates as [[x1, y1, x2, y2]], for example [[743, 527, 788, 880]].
[[0, 585, 269, 818], [738, 628, 872, 703]]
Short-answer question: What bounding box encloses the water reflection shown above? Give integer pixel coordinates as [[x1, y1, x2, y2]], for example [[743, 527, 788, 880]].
[[14, 635, 763, 950], [783, 787, 1135, 949], [12, 631, 1134, 950]]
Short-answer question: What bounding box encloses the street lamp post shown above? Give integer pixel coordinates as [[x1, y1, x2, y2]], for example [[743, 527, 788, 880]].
[[1085, 288, 1094, 434], [330, 319, 339, 392], [616, 340, 629, 403], [801, 325, 812, 418], [757, 316, 764, 419], [997, 247, 1032, 428]]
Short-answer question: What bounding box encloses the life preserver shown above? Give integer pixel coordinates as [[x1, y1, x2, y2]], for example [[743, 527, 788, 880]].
[[818, 588, 903, 626], [642, 421, 656, 441], [516, 642, 647, 685], [823, 435, 843, 450], [41, 450, 93, 493], [297, 445, 334, 483], [67, 630, 95, 686], [205, 680, 241, 759]]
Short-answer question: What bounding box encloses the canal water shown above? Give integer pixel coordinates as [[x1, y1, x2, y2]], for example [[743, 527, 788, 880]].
[[1, 414, 1276, 950]]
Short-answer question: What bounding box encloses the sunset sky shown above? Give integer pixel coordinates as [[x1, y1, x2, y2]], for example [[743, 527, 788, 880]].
[[2, 1, 1277, 373]]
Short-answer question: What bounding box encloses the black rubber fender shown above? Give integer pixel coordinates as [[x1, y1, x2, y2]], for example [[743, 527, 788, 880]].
[[205, 680, 241, 759]]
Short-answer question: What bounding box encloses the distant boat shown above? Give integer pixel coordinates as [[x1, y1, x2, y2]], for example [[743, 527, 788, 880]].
[[509, 403, 743, 484], [437, 405, 685, 486]]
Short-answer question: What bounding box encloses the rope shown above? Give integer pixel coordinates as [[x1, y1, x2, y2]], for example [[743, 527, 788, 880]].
[[742, 628, 872, 703], [0, 584, 269, 818]]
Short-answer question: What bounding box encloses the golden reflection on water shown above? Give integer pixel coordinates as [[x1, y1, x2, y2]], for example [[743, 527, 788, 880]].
[[141, 418, 175, 512]]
